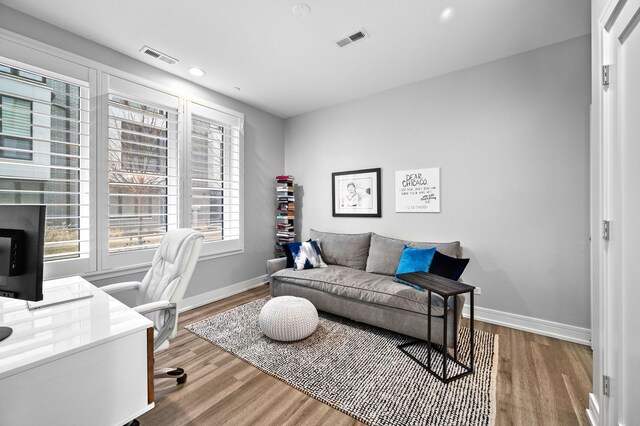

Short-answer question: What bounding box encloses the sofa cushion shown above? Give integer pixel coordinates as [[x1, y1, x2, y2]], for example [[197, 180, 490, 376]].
[[365, 233, 461, 276], [309, 229, 371, 270], [271, 265, 449, 317]]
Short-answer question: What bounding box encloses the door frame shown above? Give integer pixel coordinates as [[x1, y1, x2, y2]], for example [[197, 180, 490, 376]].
[[590, 0, 640, 424]]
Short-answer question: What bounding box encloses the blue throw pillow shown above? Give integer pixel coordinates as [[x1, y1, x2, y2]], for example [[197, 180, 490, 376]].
[[393, 246, 437, 291]]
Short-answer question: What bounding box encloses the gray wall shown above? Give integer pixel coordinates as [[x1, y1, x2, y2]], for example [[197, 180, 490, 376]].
[[284, 35, 591, 328], [0, 5, 285, 299]]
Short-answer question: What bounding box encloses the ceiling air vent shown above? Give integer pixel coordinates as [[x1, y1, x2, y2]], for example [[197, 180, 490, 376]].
[[139, 46, 179, 65], [335, 28, 369, 48]]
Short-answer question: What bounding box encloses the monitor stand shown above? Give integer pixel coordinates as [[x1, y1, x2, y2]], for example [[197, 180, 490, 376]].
[[0, 326, 12, 342]]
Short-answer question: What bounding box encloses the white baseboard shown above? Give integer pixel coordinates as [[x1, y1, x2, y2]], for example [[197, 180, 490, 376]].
[[586, 393, 600, 426], [462, 304, 591, 345], [179, 277, 592, 345], [179, 274, 268, 313]]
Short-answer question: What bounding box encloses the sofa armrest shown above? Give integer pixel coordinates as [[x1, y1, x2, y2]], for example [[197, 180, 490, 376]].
[[267, 257, 288, 278]]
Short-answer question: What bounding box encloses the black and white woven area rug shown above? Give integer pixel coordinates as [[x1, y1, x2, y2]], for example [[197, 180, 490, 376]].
[[186, 297, 498, 426]]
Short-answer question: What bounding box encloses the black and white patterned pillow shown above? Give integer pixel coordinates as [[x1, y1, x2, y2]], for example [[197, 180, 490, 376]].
[[290, 240, 327, 270]]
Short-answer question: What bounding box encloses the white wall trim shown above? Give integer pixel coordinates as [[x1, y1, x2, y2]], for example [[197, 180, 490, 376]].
[[462, 304, 591, 345], [179, 275, 268, 313], [587, 392, 600, 426], [79, 249, 246, 282]]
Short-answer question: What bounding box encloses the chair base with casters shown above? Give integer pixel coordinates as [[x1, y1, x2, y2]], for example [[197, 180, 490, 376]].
[[153, 368, 187, 398], [155, 367, 187, 385], [101, 283, 188, 394], [143, 300, 189, 394]]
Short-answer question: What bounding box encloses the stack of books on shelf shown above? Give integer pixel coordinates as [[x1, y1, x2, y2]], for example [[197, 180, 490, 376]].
[[275, 175, 295, 257]]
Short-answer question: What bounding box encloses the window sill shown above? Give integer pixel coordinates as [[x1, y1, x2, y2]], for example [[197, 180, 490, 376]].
[[80, 247, 245, 282]]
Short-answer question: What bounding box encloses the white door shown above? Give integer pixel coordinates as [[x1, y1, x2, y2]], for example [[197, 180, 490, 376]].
[[598, 0, 640, 424]]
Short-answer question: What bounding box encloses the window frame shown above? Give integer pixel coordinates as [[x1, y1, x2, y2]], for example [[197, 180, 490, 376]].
[[99, 75, 244, 273], [184, 101, 244, 258], [99, 74, 183, 271], [0, 53, 96, 280], [0, 32, 244, 280]]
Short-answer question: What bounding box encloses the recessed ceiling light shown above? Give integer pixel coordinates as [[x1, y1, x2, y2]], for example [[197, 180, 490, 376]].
[[440, 7, 455, 22], [292, 3, 311, 17], [188, 67, 206, 77]]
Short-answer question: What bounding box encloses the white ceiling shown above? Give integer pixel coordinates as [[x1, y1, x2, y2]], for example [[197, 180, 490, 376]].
[[0, 0, 590, 118]]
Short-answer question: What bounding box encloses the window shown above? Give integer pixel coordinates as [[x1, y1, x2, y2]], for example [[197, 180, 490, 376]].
[[0, 61, 90, 267], [103, 76, 243, 269], [0, 33, 247, 279], [187, 102, 242, 254], [0, 50, 244, 277], [0, 96, 33, 160], [0, 64, 46, 83], [190, 117, 224, 240], [107, 92, 179, 253]]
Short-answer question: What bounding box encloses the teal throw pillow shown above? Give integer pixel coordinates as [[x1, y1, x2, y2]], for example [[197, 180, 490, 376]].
[[395, 246, 437, 275], [393, 246, 437, 291]]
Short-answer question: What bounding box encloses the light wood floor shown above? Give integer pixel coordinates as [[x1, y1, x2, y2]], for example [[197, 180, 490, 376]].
[[139, 285, 592, 426]]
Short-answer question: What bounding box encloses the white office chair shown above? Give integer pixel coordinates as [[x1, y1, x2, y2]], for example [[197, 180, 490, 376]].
[[102, 229, 204, 389]]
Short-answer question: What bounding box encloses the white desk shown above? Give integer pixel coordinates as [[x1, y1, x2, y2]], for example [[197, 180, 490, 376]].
[[0, 276, 154, 426]]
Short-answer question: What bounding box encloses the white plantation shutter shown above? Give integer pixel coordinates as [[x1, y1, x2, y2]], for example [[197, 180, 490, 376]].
[[106, 76, 180, 255], [187, 102, 242, 253], [0, 43, 244, 277], [0, 62, 90, 267]]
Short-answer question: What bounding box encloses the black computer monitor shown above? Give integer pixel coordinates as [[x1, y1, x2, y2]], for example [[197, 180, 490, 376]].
[[0, 205, 46, 342]]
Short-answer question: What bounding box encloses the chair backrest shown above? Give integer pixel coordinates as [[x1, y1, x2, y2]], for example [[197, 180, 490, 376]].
[[137, 229, 204, 337]]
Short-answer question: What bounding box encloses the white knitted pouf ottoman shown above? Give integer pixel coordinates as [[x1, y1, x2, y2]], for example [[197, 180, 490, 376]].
[[259, 296, 319, 342]]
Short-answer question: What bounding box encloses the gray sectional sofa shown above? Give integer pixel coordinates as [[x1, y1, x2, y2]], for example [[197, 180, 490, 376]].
[[267, 230, 465, 347]]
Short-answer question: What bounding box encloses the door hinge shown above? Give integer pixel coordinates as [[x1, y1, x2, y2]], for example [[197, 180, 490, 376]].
[[603, 375, 611, 397], [602, 65, 610, 86], [603, 220, 610, 241]]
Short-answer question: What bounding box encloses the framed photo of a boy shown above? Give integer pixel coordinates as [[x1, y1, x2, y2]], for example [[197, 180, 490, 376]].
[[332, 168, 381, 217]]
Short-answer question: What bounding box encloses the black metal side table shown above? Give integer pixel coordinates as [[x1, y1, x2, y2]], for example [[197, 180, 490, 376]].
[[396, 272, 475, 383]]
